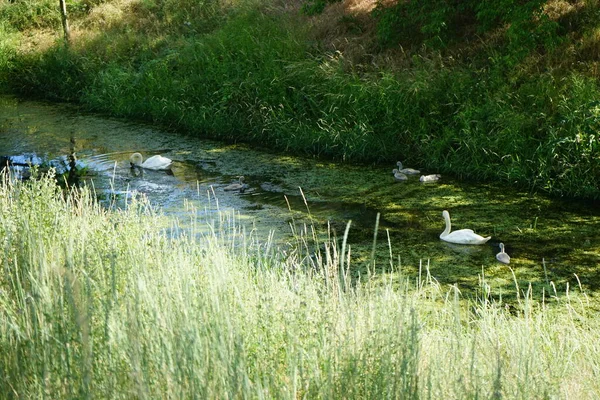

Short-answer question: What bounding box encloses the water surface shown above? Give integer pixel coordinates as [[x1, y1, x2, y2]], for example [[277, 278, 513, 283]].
[[1, 95, 598, 300]]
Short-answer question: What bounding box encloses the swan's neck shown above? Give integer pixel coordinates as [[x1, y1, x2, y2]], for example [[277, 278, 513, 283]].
[[441, 214, 451, 237]]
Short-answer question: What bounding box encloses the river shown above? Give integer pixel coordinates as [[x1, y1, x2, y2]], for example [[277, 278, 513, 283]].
[[1, 95, 598, 299]]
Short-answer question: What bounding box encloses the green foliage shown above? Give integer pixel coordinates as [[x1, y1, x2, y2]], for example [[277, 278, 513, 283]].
[[134, 0, 227, 34], [475, 0, 561, 59], [0, 0, 60, 30], [539, 75, 600, 198], [373, 0, 465, 48], [65, 0, 108, 19], [1, 0, 599, 198], [0, 24, 18, 86], [373, 0, 561, 55], [0, 175, 599, 397], [77, 10, 309, 137], [9, 45, 87, 101], [301, 0, 341, 16]]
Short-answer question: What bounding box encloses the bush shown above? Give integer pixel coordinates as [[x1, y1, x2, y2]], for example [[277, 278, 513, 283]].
[[9, 45, 87, 101], [300, 0, 342, 16], [0, 0, 61, 30]]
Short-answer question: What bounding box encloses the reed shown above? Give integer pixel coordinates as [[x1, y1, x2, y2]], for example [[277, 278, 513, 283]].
[[0, 173, 598, 398], [2, 0, 600, 198]]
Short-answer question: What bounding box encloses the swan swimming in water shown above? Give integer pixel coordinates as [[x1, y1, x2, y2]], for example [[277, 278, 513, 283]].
[[396, 161, 420, 175], [224, 176, 247, 192], [130, 153, 172, 170], [439, 210, 491, 245], [496, 243, 510, 264], [392, 169, 408, 181], [420, 174, 441, 182]]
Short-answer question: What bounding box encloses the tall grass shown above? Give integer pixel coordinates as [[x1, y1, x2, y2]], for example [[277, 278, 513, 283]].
[[0, 22, 18, 88], [0, 0, 60, 31], [1, 1, 600, 198], [1, 173, 599, 398]]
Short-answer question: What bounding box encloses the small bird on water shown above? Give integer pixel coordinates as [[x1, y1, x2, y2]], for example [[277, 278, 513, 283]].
[[496, 243, 510, 264], [420, 174, 441, 182], [392, 169, 408, 181], [224, 176, 248, 192]]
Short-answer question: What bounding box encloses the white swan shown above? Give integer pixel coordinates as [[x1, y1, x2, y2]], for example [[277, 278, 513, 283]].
[[224, 176, 247, 192], [130, 152, 172, 170], [439, 210, 491, 245], [496, 243, 510, 264], [392, 169, 408, 181], [420, 174, 441, 182], [396, 161, 420, 175]]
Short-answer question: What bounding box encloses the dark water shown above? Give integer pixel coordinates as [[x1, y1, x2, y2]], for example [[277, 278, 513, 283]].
[[1, 95, 599, 299]]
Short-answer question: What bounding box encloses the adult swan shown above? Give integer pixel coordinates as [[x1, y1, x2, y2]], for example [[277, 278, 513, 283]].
[[439, 210, 491, 245], [130, 153, 172, 170]]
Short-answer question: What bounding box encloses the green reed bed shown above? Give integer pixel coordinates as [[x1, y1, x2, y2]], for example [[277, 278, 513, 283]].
[[0, 173, 598, 398], [2, 0, 600, 199]]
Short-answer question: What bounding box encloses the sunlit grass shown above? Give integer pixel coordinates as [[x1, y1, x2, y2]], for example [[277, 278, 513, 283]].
[[0, 173, 599, 398]]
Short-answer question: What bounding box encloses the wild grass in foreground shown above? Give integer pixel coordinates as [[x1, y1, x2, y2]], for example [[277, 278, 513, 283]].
[[0, 173, 599, 398]]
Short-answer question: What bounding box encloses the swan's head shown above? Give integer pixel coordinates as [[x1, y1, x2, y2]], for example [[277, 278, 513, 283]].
[[392, 169, 399, 174], [396, 161, 403, 169], [130, 152, 143, 167], [442, 210, 450, 219], [499, 243, 505, 252]]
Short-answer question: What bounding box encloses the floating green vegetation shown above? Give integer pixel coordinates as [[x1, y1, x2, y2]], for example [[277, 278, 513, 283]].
[[198, 141, 600, 301], [1, 96, 599, 303]]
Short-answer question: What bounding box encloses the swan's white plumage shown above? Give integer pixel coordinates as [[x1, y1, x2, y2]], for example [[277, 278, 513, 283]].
[[439, 210, 491, 245], [392, 169, 408, 181], [420, 174, 441, 182], [496, 243, 510, 264], [396, 161, 420, 175], [130, 153, 172, 170]]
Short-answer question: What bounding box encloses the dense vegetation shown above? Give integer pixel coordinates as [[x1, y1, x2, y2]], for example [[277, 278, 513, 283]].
[[0, 0, 599, 200], [0, 173, 598, 398], [2, 2, 599, 396]]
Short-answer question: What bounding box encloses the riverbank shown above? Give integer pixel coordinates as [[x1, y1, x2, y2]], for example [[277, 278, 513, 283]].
[[1, 173, 599, 398], [0, 0, 599, 199]]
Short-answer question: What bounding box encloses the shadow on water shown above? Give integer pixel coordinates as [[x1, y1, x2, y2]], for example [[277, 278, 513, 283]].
[[1, 95, 599, 302]]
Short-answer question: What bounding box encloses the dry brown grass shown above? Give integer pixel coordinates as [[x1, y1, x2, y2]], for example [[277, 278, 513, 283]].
[[306, 0, 382, 66], [81, 0, 129, 29], [575, 26, 600, 77], [266, 0, 305, 14], [13, 0, 139, 54], [17, 29, 59, 54], [344, 0, 378, 14], [543, 0, 592, 22], [540, 0, 600, 78]]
